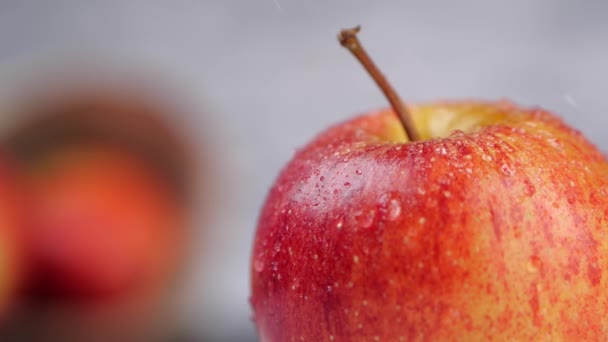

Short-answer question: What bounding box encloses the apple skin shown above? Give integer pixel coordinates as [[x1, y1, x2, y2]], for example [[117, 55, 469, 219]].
[[22, 144, 185, 304], [251, 100, 608, 341]]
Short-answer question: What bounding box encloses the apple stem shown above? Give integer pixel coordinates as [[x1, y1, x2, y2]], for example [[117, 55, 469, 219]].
[[338, 26, 420, 142]]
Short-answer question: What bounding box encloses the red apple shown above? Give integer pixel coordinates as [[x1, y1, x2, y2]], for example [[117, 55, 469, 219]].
[[0, 76, 198, 340], [4, 144, 187, 341], [2, 79, 195, 307], [0, 155, 22, 319], [250, 27, 608, 340], [22, 144, 185, 304]]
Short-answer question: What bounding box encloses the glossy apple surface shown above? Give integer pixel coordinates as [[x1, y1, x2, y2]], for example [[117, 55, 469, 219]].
[[251, 101, 608, 341]]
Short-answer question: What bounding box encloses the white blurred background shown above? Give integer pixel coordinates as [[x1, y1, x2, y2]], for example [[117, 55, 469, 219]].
[[0, 1, 606, 341]]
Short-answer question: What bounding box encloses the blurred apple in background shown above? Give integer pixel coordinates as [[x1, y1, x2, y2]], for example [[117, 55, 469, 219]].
[[0, 154, 24, 322], [23, 144, 185, 303], [0, 75, 201, 341]]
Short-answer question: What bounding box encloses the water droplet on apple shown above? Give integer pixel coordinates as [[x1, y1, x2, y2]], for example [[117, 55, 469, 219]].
[[524, 183, 536, 196], [336, 215, 344, 229], [435, 146, 448, 155], [525, 121, 538, 128], [377, 193, 402, 221], [511, 127, 526, 134], [527, 255, 542, 273], [254, 259, 265, 272], [387, 198, 402, 221], [546, 138, 563, 151], [501, 164, 512, 176], [333, 189, 340, 195], [355, 169, 363, 175], [344, 182, 351, 188], [327, 285, 333, 293], [450, 130, 465, 137], [354, 209, 375, 228]]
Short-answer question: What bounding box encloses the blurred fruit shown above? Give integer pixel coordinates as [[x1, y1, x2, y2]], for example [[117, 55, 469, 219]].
[[0, 155, 23, 319], [1, 76, 198, 340], [23, 144, 185, 303]]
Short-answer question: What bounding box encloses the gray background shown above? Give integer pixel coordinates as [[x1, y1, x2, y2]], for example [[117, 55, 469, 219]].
[[0, 1, 606, 341]]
